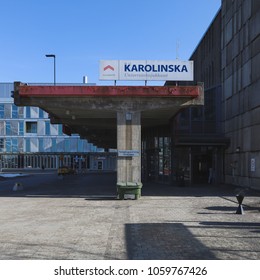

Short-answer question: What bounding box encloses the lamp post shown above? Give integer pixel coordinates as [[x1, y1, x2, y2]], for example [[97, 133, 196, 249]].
[[45, 54, 56, 85]]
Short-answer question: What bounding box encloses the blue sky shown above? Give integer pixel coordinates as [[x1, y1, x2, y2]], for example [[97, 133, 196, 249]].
[[0, 0, 221, 85]]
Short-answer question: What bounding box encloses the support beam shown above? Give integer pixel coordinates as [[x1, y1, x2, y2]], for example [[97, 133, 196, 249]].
[[117, 111, 142, 199], [117, 111, 141, 182]]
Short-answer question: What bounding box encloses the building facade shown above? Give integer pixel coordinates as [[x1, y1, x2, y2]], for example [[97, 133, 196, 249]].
[[170, 9, 229, 185], [0, 83, 116, 171], [142, 10, 228, 185], [143, 0, 260, 189], [221, 0, 260, 188]]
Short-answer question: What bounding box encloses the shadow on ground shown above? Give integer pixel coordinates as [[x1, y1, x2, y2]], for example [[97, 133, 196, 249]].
[[125, 223, 217, 259], [1, 172, 259, 201], [0, 172, 117, 198]]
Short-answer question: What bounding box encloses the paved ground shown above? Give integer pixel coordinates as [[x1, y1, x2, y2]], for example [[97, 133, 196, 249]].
[[0, 171, 259, 260]]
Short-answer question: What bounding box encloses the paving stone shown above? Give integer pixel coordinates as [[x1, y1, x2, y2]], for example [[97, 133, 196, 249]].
[[0, 172, 259, 259]]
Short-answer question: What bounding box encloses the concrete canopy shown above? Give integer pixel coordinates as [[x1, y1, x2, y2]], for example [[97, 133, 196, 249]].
[[13, 83, 204, 149]]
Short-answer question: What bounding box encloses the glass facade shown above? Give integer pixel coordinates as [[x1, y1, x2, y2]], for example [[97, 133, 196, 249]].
[[142, 127, 172, 183], [0, 83, 110, 170]]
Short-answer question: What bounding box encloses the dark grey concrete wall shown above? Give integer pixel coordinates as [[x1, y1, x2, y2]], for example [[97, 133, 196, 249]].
[[222, 0, 260, 188]]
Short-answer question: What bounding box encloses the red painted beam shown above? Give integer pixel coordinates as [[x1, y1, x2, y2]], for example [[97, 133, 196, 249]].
[[17, 85, 201, 98]]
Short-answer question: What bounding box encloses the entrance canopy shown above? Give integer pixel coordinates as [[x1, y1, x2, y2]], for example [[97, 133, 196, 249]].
[[13, 83, 204, 149]]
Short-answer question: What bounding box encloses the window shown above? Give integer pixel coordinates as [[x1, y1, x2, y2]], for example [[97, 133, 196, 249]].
[[50, 124, 58, 135], [6, 139, 11, 152], [6, 121, 11, 135], [18, 138, 23, 152], [26, 121, 37, 133], [37, 121, 45, 135], [30, 107, 38, 118], [30, 138, 38, 152], [12, 105, 18, 118], [39, 138, 44, 152], [0, 121, 4, 134], [18, 107, 24, 118], [70, 139, 78, 152], [57, 138, 65, 152], [0, 104, 4, 118], [65, 139, 70, 152], [58, 125, 63, 136], [11, 121, 18, 135], [11, 138, 18, 152], [26, 107, 31, 118], [25, 138, 31, 152], [19, 121, 24, 135], [0, 138, 4, 152], [39, 109, 47, 118], [4, 104, 11, 118], [24, 138, 38, 152], [44, 138, 52, 152], [45, 121, 50, 135], [51, 138, 57, 152], [78, 139, 84, 152]]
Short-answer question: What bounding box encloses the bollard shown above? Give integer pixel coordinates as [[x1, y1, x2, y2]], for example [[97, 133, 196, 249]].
[[235, 194, 244, 214]]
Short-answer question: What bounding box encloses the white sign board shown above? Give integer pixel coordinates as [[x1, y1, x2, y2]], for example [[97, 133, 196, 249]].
[[118, 150, 140, 157], [99, 60, 193, 81]]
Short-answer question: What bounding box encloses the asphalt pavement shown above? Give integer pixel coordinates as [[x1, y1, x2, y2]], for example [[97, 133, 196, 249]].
[[0, 170, 259, 260]]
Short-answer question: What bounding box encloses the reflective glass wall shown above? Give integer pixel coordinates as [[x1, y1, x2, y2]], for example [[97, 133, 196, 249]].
[[0, 83, 103, 169]]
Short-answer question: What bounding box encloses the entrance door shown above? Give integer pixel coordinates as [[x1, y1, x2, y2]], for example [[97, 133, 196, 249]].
[[193, 154, 212, 184]]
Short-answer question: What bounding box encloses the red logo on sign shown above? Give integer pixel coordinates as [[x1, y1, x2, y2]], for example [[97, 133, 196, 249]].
[[104, 65, 114, 71]]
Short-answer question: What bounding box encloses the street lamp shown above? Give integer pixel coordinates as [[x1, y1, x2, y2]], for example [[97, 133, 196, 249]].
[[45, 54, 56, 85]]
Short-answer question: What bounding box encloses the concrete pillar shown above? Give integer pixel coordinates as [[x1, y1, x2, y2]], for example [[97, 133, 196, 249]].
[[117, 111, 142, 199]]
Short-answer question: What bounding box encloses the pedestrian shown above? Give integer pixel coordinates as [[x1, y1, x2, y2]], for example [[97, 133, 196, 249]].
[[208, 167, 214, 184]]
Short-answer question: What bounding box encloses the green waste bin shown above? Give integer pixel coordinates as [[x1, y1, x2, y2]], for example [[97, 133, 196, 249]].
[[117, 182, 143, 200]]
